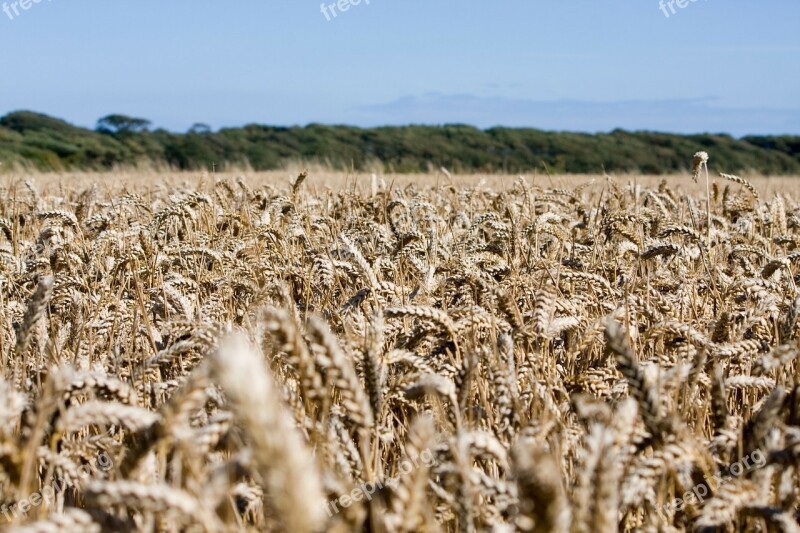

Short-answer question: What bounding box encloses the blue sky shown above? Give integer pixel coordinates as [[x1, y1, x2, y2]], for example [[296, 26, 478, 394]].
[[0, 0, 798, 135]]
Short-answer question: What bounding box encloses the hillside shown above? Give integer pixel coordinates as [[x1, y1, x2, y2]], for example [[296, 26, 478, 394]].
[[1, 111, 799, 174]]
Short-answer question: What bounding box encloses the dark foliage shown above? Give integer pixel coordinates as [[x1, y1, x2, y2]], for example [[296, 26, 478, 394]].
[[1, 111, 799, 174]]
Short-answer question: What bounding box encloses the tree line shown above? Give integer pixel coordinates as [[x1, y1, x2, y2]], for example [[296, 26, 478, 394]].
[[1, 111, 798, 174]]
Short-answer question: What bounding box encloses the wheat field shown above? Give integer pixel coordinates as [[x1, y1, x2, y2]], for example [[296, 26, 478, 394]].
[[0, 166, 799, 532]]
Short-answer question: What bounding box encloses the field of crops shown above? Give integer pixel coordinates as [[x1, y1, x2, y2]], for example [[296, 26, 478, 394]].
[[0, 166, 799, 532]]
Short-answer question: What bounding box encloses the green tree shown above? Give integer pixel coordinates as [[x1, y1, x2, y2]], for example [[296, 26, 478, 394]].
[[96, 114, 152, 135]]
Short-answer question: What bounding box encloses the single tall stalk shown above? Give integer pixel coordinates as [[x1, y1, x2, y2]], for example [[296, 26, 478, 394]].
[[692, 151, 711, 246]]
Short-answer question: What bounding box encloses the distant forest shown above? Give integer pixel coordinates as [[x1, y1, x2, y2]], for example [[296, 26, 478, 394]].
[[1, 111, 799, 174]]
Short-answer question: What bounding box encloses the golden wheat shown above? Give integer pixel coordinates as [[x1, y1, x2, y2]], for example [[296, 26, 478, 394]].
[[0, 164, 798, 531]]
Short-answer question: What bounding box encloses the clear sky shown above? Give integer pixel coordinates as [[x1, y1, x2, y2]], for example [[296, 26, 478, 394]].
[[1, 0, 798, 136]]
